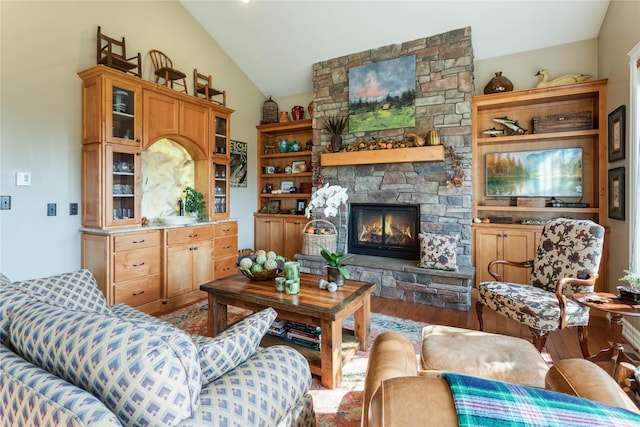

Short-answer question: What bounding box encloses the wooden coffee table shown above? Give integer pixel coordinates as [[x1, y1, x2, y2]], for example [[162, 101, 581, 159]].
[[200, 272, 376, 389]]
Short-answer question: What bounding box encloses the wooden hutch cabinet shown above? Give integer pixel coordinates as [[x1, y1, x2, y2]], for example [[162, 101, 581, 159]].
[[79, 65, 237, 312], [471, 79, 608, 291], [254, 119, 312, 259]]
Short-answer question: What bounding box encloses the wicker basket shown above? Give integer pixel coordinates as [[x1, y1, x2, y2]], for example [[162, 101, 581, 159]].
[[301, 219, 337, 256]]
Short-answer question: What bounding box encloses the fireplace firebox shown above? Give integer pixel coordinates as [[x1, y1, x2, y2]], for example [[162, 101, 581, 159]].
[[348, 203, 420, 260]]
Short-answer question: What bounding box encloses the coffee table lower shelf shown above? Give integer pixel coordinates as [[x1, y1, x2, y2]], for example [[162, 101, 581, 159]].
[[261, 329, 361, 378]]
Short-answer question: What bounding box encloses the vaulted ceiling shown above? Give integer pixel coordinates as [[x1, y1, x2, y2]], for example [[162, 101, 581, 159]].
[[180, 0, 610, 98]]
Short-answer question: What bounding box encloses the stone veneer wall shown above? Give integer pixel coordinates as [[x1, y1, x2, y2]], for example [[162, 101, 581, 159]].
[[310, 27, 474, 268]]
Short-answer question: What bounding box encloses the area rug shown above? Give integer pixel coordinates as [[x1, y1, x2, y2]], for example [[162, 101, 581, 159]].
[[159, 301, 428, 427]]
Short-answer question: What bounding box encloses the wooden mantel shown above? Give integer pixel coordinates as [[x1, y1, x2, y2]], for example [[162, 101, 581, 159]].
[[320, 145, 445, 166]]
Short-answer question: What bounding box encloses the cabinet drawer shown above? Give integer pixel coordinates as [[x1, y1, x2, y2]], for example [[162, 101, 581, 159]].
[[114, 274, 161, 307], [114, 247, 161, 282], [114, 231, 161, 252], [215, 255, 237, 279], [167, 225, 214, 245], [215, 221, 237, 237], [215, 235, 237, 258]]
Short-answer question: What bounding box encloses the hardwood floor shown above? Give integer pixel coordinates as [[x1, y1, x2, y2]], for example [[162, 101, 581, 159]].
[[371, 296, 615, 363]]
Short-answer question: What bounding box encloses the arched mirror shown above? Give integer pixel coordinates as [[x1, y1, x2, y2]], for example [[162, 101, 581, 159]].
[[141, 138, 195, 220]]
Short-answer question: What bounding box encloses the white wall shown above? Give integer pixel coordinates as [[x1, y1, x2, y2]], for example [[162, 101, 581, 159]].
[[0, 1, 264, 280], [474, 39, 598, 96], [597, 0, 640, 346]]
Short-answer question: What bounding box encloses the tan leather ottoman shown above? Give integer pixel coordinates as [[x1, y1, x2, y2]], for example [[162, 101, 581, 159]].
[[420, 325, 549, 388]]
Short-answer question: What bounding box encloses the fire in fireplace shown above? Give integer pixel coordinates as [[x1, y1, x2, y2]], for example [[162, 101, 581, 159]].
[[348, 203, 420, 260]]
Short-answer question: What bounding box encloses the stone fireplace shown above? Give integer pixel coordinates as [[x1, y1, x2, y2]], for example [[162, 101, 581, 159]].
[[298, 27, 476, 311], [348, 203, 420, 260]]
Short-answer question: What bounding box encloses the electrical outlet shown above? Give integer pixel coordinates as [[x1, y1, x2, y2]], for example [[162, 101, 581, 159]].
[[0, 196, 10, 210], [69, 203, 78, 215], [47, 203, 56, 216]]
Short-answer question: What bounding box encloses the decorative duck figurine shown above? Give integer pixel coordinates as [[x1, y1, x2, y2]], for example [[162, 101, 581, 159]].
[[535, 69, 592, 88]]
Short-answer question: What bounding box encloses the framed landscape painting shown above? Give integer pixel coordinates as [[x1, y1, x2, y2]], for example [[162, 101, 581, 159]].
[[348, 55, 416, 132]]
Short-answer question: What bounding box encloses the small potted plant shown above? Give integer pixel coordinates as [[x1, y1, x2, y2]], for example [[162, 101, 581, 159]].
[[320, 114, 348, 152], [183, 187, 207, 221], [320, 246, 351, 286], [618, 270, 640, 302]]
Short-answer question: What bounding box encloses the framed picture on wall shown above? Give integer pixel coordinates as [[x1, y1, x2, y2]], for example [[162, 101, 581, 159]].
[[608, 167, 625, 221], [295, 198, 307, 214], [608, 105, 626, 162]]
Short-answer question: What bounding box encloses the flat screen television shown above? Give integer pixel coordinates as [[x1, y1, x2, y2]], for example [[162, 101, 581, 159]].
[[486, 148, 583, 198]]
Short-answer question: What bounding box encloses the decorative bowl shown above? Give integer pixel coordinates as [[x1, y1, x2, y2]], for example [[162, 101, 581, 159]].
[[238, 267, 282, 281], [159, 216, 197, 226]]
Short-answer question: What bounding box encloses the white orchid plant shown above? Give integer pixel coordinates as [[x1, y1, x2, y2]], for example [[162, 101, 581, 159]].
[[305, 184, 348, 218]]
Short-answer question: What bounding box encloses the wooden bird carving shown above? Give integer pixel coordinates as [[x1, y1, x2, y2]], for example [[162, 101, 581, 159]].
[[535, 69, 592, 88]]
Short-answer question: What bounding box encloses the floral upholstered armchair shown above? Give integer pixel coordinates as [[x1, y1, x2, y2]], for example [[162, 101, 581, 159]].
[[476, 218, 605, 356]]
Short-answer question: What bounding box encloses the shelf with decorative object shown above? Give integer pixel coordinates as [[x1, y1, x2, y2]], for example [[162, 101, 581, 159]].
[[256, 120, 312, 257], [320, 145, 444, 166], [471, 79, 608, 290]]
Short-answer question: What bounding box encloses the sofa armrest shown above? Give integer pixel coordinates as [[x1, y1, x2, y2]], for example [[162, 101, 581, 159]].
[[545, 358, 640, 414], [368, 376, 458, 427], [362, 331, 418, 427]]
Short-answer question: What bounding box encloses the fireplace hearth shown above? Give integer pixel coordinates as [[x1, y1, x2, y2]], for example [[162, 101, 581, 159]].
[[348, 203, 420, 260]]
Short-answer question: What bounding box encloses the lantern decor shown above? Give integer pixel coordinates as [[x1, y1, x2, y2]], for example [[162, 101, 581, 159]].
[[261, 96, 279, 124]]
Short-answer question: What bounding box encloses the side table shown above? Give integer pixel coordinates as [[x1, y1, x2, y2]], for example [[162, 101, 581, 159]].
[[573, 292, 640, 377]]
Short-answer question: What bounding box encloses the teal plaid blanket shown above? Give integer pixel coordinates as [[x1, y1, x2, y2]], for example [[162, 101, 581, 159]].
[[442, 373, 640, 427]]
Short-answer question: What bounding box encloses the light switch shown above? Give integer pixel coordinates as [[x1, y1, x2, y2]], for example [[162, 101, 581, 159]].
[[16, 172, 31, 186]]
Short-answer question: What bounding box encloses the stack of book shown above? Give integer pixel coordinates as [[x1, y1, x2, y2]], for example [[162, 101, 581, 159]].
[[284, 321, 321, 351], [267, 318, 288, 338]]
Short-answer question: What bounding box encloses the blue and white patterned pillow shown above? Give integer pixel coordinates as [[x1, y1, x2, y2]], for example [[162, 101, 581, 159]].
[[1, 270, 111, 346], [11, 269, 111, 314], [192, 307, 277, 384], [1, 343, 123, 427], [418, 232, 459, 271], [10, 300, 200, 427], [0, 286, 29, 346]]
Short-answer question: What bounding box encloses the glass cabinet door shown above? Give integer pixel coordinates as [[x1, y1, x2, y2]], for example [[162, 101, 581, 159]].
[[106, 78, 142, 146], [211, 160, 229, 218], [106, 144, 141, 226], [213, 115, 228, 155]]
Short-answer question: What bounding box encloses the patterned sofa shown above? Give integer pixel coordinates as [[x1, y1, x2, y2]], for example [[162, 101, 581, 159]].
[[0, 270, 316, 427]]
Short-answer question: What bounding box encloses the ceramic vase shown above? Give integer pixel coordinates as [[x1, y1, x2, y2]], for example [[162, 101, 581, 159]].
[[291, 106, 304, 120], [483, 71, 513, 94], [277, 138, 289, 153], [330, 135, 343, 152], [327, 266, 345, 287]]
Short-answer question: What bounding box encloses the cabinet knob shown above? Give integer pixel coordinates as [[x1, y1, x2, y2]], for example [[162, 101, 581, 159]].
[[503, 233, 509, 238], [223, 245, 231, 249], [132, 262, 145, 267], [189, 234, 198, 238], [132, 290, 145, 296], [132, 239, 145, 244], [192, 246, 199, 251]]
